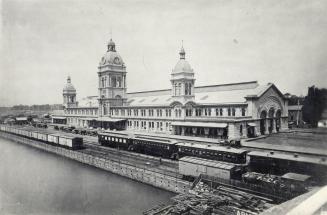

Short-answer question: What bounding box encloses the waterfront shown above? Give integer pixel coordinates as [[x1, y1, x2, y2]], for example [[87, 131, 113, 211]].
[[0, 137, 174, 215]]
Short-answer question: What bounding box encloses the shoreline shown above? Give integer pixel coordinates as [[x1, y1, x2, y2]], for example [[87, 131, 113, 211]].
[[0, 131, 191, 195]]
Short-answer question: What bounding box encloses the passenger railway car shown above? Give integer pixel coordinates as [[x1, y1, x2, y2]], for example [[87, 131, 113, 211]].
[[98, 131, 134, 150], [133, 135, 179, 159], [0, 125, 83, 150], [177, 142, 247, 164]]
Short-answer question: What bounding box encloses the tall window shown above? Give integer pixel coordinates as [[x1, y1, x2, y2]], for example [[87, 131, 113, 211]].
[[228, 108, 231, 116], [178, 83, 181, 95], [174, 83, 177, 96], [111, 76, 116, 87], [241, 108, 246, 116], [185, 83, 189, 95], [220, 108, 223, 116], [117, 77, 122, 87], [232, 108, 236, 116]]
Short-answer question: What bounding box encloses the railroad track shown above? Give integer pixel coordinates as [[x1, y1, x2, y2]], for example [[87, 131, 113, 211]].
[[82, 145, 183, 179]]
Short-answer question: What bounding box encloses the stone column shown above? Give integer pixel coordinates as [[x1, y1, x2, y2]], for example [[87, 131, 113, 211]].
[[227, 124, 236, 140], [264, 119, 269, 135], [272, 119, 277, 133], [242, 123, 247, 138], [280, 117, 289, 131], [192, 127, 197, 136], [204, 128, 210, 138], [181, 127, 185, 136]]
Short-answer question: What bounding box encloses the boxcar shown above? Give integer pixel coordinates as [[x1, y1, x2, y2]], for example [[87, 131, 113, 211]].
[[179, 156, 237, 180], [176, 142, 247, 164], [58, 135, 83, 150]]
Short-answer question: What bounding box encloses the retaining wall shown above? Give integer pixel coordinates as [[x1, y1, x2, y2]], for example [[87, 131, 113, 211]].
[[0, 131, 191, 194]]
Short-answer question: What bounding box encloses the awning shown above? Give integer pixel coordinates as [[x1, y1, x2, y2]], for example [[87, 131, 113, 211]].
[[52, 116, 66, 120], [82, 118, 97, 121], [247, 123, 256, 127], [171, 121, 227, 128], [97, 117, 126, 122]]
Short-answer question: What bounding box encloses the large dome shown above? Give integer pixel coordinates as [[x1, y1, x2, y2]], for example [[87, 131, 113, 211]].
[[99, 38, 124, 66], [172, 46, 193, 74], [173, 59, 193, 73], [63, 76, 76, 93], [99, 51, 124, 66]]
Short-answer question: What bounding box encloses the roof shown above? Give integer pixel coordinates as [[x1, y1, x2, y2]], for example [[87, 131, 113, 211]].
[[171, 121, 227, 128], [248, 151, 327, 166], [176, 142, 247, 154], [288, 105, 303, 111], [51, 109, 65, 116], [78, 96, 99, 108], [52, 116, 66, 119], [172, 59, 193, 74], [134, 136, 177, 145], [97, 117, 126, 122], [242, 141, 327, 156], [281, 173, 311, 182], [125, 81, 278, 106], [179, 156, 236, 170]]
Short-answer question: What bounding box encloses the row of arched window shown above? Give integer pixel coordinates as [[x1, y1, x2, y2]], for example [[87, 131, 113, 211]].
[[100, 76, 123, 88], [173, 82, 192, 96]]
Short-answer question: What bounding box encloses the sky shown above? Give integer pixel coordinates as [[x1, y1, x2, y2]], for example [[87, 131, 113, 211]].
[[0, 0, 326, 106]]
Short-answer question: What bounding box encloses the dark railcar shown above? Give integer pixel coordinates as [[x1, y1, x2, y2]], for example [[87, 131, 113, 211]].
[[176, 142, 247, 164], [98, 131, 134, 150], [133, 135, 178, 159]]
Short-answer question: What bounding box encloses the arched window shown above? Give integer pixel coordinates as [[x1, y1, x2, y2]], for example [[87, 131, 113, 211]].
[[103, 104, 107, 115], [174, 83, 177, 96], [185, 83, 188, 95], [178, 83, 181, 95], [241, 108, 246, 116], [188, 83, 192, 95], [111, 76, 116, 87], [117, 77, 122, 87]]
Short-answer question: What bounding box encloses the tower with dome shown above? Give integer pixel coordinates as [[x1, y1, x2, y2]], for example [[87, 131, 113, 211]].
[[98, 38, 127, 117], [63, 76, 78, 108], [171, 45, 195, 104]]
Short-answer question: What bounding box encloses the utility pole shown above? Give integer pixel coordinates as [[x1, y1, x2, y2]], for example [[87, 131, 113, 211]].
[[296, 98, 300, 126]]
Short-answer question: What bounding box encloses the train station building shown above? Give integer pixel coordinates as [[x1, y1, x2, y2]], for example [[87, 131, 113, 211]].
[[52, 38, 289, 140]]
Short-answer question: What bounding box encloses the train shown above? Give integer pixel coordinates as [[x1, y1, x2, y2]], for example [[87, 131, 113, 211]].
[[98, 131, 247, 164], [0, 125, 83, 150]]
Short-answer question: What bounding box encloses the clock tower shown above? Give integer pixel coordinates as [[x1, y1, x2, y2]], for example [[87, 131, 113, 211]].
[[98, 38, 127, 117]]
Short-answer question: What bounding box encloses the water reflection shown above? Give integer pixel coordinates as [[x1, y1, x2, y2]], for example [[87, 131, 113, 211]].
[[0, 138, 173, 214]]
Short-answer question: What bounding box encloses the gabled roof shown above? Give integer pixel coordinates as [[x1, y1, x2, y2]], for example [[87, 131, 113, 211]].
[[126, 81, 284, 107]]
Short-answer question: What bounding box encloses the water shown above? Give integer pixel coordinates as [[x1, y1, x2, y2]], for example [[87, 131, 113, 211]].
[[0, 137, 174, 215]]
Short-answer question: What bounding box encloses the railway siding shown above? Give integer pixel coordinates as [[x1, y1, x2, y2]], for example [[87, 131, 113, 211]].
[[0, 131, 191, 194]]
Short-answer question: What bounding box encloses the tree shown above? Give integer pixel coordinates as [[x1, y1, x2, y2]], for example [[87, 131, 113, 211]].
[[302, 86, 327, 127]]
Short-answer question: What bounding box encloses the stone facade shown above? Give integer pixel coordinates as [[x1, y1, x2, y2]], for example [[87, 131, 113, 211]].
[[56, 38, 289, 140]]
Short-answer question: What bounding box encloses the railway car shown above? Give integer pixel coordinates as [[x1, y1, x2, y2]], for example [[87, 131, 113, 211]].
[[133, 135, 178, 159], [98, 131, 134, 150], [0, 125, 83, 150], [48, 133, 60, 145], [179, 156, 240, 181], [248, 150, 327, 183], [176, 142, 247, 164], [58, 135, 83, 150]]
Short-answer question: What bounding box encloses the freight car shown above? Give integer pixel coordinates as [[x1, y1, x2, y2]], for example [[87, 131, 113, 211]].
[[179, 156, 242, 181], [0, 125, 83, 150]]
